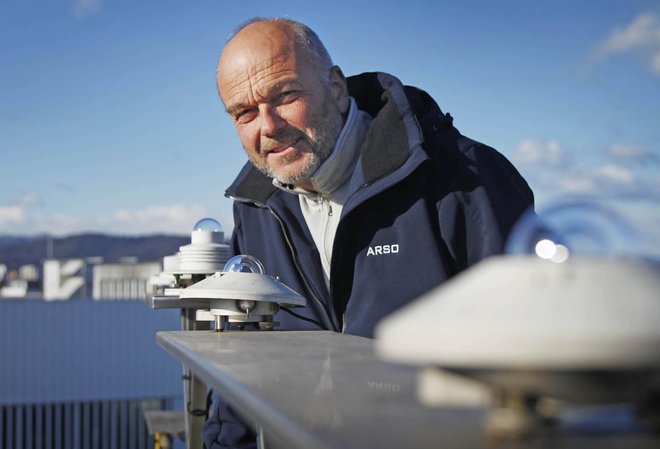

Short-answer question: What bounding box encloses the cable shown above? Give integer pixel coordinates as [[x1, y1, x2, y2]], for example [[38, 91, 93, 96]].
[[280, 306, 325, 329]]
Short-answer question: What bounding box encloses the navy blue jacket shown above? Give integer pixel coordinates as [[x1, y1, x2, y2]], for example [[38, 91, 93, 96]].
[[224, 72, 533, 337], [205, 72, 534, 448]]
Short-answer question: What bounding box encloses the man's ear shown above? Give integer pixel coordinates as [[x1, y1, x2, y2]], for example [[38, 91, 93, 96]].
[[329, 66, 350, 114]]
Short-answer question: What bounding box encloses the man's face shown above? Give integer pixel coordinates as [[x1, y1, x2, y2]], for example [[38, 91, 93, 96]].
[[217, 23, 349, 189]]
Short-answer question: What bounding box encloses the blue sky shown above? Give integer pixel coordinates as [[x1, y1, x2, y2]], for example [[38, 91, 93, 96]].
[[1, 1, 658, 254]]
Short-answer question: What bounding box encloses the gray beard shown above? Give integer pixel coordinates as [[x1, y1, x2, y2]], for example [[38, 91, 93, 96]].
[[250, 105, 344, 186]]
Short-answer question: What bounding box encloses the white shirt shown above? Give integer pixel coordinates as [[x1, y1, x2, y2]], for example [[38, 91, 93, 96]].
[[273, 97, 372, 287]]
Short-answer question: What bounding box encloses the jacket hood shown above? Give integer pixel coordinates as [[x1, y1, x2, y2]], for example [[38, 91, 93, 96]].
[[225, 72, 453, 204]]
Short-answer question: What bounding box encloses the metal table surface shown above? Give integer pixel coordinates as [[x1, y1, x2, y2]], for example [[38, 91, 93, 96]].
[[156, 330, 659, 449]]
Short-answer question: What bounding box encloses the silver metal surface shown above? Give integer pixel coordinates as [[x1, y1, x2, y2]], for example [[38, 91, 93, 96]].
[[144, 410, 185, 435], [145, 294, 209, 310], [156, 330, 660, 449]]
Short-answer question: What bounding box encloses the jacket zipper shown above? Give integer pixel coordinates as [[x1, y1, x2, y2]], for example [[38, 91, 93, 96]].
[[227, 194, 338, 332], [318, 195, 333, 272], [267, 206, 337, 331], [317, 195, 347, 333], [318, 194, 333, 216]]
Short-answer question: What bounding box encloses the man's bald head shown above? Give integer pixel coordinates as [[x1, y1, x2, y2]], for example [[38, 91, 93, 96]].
[[219, 18, 334, 88], [215, 18, 349, 189]]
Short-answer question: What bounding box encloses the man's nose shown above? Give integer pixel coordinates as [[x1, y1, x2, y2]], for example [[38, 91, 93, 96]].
[[259, 105, 285, 137]]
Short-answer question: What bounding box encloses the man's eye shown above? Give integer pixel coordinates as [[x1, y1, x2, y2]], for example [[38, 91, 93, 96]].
[[278, 91, 299, 103], [234, 109, 256, 124]]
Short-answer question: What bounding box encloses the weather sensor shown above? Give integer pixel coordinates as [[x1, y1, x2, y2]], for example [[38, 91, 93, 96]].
[[148, 218, 305, 331], [375, 202, 660, 439], [179, 254, 305, 331]]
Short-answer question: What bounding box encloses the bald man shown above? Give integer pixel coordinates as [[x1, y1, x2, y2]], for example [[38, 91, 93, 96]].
[[206, 18, 534, 448], [217, 20, 348, 191]]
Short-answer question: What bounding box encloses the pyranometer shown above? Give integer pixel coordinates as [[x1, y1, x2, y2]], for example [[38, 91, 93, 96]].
[[179, 255, 306, 331]]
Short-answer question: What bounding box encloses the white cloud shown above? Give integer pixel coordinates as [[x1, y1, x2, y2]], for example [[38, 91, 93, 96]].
[[0, 206, 27, 229], [592, 164, 636, 186], [512, 139, 565, 167], [608, 143, 659, 165], [19, 193, 40, 207], [0, 193, 40, 230], [514, 137, 659, 204], [653, 51, 660, 74], [610, 143, 645, 158], [109, 204, 210, 233], [0, 199, 221, 236], [553, 177, 592, 196], [72, 0, 103, 19], [541, 162, 647, 199], [0, 193, 39, 232], [593, 12, 660, 75], [33, 212, 86, 235]]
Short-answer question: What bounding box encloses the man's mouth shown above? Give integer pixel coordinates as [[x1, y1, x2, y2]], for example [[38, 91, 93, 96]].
[[264, 137, 302, 155]]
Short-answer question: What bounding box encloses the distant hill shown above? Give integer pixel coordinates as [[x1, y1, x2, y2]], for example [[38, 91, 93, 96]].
[[0, 234, 190, 270]]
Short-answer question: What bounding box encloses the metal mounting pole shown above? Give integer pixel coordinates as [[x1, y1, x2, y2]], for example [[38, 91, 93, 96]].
[[181, 308, 210, 449]]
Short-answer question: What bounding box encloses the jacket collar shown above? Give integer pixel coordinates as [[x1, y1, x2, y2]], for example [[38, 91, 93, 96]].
[[225, 72, 445, 205]]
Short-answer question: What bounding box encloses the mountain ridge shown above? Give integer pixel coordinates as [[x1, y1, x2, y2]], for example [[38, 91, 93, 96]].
[[0, 233, 190, 270]]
